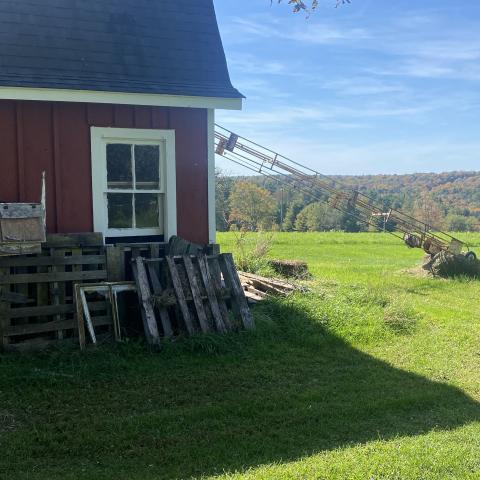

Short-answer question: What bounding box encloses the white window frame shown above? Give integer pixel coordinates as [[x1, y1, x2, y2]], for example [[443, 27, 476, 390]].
[[90, 127, 177, 240]]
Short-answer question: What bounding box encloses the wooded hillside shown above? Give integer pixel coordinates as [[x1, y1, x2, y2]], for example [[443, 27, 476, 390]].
[[216, 171, 480, 232]]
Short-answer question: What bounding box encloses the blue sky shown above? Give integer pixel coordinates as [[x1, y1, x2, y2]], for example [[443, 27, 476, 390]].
[[213, 0, 480, 175]]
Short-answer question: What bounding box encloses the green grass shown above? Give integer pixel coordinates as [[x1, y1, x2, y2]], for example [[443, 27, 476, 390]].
[[1, 232, 480, 479]]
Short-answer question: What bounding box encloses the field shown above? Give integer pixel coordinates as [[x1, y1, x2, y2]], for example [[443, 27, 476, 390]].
[[1, 232, 480, 480]]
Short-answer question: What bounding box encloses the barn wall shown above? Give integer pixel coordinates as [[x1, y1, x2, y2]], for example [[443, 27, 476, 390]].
[[0, 100, 209, 244]]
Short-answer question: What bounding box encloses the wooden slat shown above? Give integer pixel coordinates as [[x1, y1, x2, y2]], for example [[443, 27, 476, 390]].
[[197, 255, 226, 333], [0, 298, 10, 348], [44, 233, 104, 248], [5, 314, 112, 337], [132, 257, 161, 348], [0, 265, 11, 348], [183, 256, 210, 333], [106, 247, 124, 282], [50, 248, 64, 340], [146, 263, 173, 338], [80, 288, 97, 344], [0, 243, 42, 256], [166, 256, 195, 335], [0, 291, 28, 304], [0, 255, 106, 268], [10, 303, 73, 319], [0, 270, 107, 285], [5, 316, 111, 338], [75, 284, 86, 350], [9, 301, 107, 319], [218, 254, 254, 330], [207, 256, 233, 330], [0, 203, 43, 219]]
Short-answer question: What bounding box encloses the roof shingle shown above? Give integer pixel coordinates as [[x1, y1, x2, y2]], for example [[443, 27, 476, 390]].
[[0, 0, 243, 98]]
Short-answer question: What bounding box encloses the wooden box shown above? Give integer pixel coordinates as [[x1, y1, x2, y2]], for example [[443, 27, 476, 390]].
[[0, 203, 46, 256]]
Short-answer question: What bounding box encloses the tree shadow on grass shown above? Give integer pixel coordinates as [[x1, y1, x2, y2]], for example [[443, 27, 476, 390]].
[[2, 297, 480, 480]]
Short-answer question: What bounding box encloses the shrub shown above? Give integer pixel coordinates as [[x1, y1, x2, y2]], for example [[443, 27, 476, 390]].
[[232, 231, 275, 273]]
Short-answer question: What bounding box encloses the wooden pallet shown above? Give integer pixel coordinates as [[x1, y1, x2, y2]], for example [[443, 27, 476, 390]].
[[132, 253, 254, 347], [0, 234, 108, 351]]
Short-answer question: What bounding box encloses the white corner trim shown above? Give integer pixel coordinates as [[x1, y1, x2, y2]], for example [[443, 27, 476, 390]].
[[0, 86, 243, 110], [207, 109, 216, 244], [90, 127, 177, 240]]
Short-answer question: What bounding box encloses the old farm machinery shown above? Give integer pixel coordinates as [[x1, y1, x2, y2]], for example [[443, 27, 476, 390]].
[[215, 125, 478, 276]]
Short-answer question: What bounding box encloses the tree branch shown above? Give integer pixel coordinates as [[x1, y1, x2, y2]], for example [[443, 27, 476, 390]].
[[274, 0, 351, 14]]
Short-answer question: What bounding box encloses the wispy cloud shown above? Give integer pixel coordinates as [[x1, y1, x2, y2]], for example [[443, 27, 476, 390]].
[[226, 16, 370, 45], [214, 1, 480, 175]]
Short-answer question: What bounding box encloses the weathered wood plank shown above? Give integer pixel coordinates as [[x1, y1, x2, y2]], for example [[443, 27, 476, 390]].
[[80, 288, 97, 345], [207, 256, 232, 330], [0, 255, 106, 268], [0, 203, 44, 219], [5, 316, 111, 337], [183, 256, 210, 333], [44, 233, 104, 248], [218, 254, 254, 330], [132, 257, 161, 349], [0, 270, 107, 285], [146, 263, 173, 338], [50, 248, 64, 340], [106, 247, 125, 282], [0, 298, 10, 349], [0, 243, 42, 256], [197, 255, 226, 333], [0, 291, 28, 304], [166, 256, 195, 335], [10, 301, 107, 319], [75, 284, 86, 350]]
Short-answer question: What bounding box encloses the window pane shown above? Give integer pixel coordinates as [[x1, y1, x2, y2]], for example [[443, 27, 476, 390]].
[[135, 145, 160, 190], [107, 144, 132, 189], [135, 194, 159, 228], [107, 193, 133, 228]]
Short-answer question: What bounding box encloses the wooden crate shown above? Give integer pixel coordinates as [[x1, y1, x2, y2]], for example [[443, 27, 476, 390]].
[[0, 234, 108, 351]]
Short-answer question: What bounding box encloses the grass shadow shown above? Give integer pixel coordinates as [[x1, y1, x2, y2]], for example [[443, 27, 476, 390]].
[[0, 297, 479, 479]]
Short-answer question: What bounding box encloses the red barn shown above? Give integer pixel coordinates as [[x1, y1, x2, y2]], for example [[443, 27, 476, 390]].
[[0, 0, 242, 246]]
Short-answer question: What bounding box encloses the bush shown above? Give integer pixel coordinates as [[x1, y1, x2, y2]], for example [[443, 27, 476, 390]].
[[232, 231, 275, 273]]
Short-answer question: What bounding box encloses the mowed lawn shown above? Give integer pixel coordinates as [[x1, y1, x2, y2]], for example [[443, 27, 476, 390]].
[[1, 232, 480, 480]]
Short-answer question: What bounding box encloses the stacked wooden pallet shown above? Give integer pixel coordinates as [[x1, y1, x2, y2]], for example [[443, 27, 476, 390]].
[[0, 234, 109, 351], [132, 253, 253, 348]]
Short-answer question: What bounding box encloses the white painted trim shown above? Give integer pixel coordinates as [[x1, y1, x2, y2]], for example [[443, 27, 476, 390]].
[[90, 127, 177, 240], [207, 109, 216, 244], [0, 86, 242, 110]]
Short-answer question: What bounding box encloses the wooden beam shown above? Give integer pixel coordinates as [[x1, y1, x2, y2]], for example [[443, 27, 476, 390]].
[[183, 255, 210, 333], [197, 255, 226, 333], [166, 256, 195, 335], [0, 270, 107, 285], [218, 254, 254, 330], [132, 257, 161, 349]]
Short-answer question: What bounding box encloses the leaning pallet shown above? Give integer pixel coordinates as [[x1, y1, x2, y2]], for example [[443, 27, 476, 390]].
[[132, 253, 253, 346], [0, 233, 109, 352]]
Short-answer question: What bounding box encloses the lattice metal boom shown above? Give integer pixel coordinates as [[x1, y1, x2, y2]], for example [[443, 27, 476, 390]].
[[215, 124, 470, 256]]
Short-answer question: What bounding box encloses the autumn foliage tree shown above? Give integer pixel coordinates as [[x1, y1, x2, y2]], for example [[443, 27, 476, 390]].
[[412, 192, 445, 230], [229, 181, 277, 231]]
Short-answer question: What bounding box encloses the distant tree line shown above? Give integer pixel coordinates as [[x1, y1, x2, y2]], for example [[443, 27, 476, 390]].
[[216, 170, 480, 233]]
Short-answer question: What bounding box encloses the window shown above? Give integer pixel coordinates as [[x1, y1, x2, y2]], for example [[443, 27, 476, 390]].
[[91, 128, 176, 240]]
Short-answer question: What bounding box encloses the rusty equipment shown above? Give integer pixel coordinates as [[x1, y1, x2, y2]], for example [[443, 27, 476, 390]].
[[215, 125, 477, 262]]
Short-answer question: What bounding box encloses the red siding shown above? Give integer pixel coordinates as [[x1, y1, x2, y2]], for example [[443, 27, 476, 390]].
[[0, 100, 209, 244]]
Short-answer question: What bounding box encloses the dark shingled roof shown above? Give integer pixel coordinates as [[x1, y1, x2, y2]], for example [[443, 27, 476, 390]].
[[0, 0, 243, 98]]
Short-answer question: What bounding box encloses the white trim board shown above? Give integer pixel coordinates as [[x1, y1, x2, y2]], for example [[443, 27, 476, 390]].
[[90, 127, 177, 240], [207, 109, 216, 244], [0, 86, 242, 110]]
